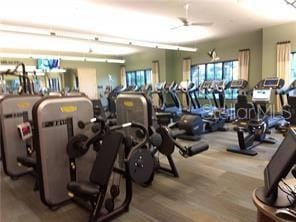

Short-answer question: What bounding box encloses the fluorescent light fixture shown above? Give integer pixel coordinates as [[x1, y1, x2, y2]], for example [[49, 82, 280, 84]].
[[49, 68, 67, 73], [0, 53, 125, 64], [0, 30, 137, 56], [0, 24, 198, 52], [0, 65, 37, 72], [98, 35, 197, 52], [130, 40, 197, 52], [0, 64, 65, 74]]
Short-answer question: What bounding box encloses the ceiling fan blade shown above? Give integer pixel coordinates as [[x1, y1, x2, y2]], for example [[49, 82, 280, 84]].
[[190, 22, 213, 26], [171, 24, 185, 30], [178, 17, 188, 25]]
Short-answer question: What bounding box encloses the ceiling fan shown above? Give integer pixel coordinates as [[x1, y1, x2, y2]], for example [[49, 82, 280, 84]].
[[171, 3, 213, 30]]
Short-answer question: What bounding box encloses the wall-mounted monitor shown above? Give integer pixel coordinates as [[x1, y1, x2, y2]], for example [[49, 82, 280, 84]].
[[256, 128, 296, 207], [37, 58, 60, 71]]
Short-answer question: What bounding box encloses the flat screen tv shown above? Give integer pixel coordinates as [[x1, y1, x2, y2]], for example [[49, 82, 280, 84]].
[[37, 58, 60, 71]]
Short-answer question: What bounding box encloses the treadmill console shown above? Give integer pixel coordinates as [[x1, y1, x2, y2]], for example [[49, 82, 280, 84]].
[[263, 78, 280, 89], [289, 80, 296, 90], [154, 83, 162, 91], [179, 81, 189, 90], [213, 80, 225, 88], [200, 80, 212, 90], [252, 89, 272, 103], [230, 79, 247, 89]]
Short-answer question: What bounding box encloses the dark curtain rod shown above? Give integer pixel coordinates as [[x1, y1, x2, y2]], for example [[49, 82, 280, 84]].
[[277, 41, 291, 44], [239, 48, 250, 52]]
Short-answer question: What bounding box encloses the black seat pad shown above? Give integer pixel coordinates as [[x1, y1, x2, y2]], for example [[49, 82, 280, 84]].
[[170, 128, 186, 138], [187, 141, 209, 156], [67, 181, 100, 196], [17, 156, 36, 168], [177, 134, 201, 141]]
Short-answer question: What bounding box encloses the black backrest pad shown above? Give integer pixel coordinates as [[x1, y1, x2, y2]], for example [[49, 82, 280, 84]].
[[90, 131, 124, 186]]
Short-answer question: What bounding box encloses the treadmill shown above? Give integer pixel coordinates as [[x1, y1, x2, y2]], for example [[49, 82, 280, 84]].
[[153, 81, 182, 124], [195, 80, 227, 132], [252, 77, 286, 129], [210, 80, 226, 109], [178, 80, 209, 117], [198, 80, 216, 114], [226, 79, 248, 121], [281, 80, 296, 125], [162, 81, 182, 115]]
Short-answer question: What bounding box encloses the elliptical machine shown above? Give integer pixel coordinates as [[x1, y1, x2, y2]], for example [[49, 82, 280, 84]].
[[277, 80, 296, 134], [202, 80, 227, 132]]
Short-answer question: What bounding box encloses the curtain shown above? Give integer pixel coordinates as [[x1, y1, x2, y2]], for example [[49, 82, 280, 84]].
[[152, 60, 159, 84], [182, 58, 191, 105], [152, 60, 160, 106], [182, 58, 191, 81], [238, 49, 250, 81], [120, 65, 126, 87], [276, 41, 291, 112]]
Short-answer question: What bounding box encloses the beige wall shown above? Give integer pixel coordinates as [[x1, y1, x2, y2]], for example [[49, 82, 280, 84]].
[[262, 22, 296, 79], [124, 22, 296, 90], [166, 30, 262, 88], [124, 49, 167, 81], [77, 68, 97, 99], [61, 60, 121, 89], [123, 31, 263, 88]]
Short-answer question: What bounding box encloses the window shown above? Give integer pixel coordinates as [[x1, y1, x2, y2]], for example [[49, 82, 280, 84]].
[[291, 52, 296, 81], [48, 78, 60, 92], [191, 64, 206, 99], [126, 69, 152, 87], [191, 60, 239, 99]]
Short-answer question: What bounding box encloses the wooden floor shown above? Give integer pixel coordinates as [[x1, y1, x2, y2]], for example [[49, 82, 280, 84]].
[[0, 125, 284, 222]]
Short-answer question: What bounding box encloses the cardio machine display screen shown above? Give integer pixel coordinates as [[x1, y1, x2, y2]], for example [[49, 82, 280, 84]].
[[231, 80, 243, 88], [22, 126, 31, 136], [201, 81, 212, 89], [263, 79, 279, 88], [17, 122, 32, 141]]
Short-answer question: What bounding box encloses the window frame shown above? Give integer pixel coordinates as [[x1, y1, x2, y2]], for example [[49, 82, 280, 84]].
[[126, 68, 152, 87], [190, 59, 239, 100]]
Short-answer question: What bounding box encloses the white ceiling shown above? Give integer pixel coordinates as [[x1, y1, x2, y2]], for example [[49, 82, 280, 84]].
[[0, 0, 296, 56], [99, 0, 296, 42]]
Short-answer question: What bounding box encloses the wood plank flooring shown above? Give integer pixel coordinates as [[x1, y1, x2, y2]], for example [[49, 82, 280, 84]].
[[0, 125, 284, 222]]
